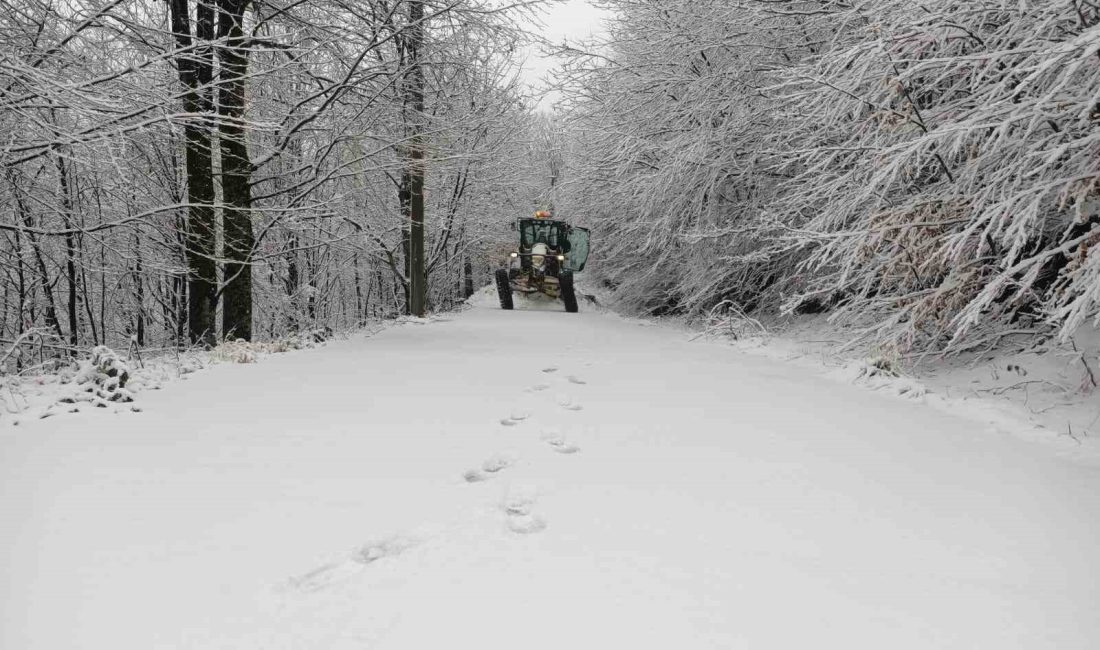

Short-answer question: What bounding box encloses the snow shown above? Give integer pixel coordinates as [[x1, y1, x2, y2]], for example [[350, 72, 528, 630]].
[[2, 288, 1099, 649], [716, 314, 1100, 466]]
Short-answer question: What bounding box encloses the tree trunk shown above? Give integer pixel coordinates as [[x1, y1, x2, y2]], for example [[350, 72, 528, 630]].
[[399, 173, 411, 313], [218, 0, 254, 341], [464, 257, 474, 299], [133, 232, 146, 346], [168, 0, 218, 346], [55, 151, 79, 346], [8, 174, 63, 340], [14, 230, 26, 342], [405, 0, 427, 317], [352, 252, 364, 325], [285, 232, 299, 331]]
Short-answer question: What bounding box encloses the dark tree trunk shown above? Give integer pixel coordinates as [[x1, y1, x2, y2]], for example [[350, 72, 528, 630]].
[[352, 252, 364, 325], [168, 0, 218, 346], [78, 174, 99, 344], [174, 273, 187, 344], [14, 230, 26, 341], [285, 232, 299, 331], [79, 252, 98, 345], [133, 232, 146, 346], [98, 239, 106, 344], [54, 150, 79, 346], [218, 0, 254, 341], [399, 172, 411, 314], [405, 0, 427, 317], [8, 175, 63, 340], [464, 257, 474, 299]]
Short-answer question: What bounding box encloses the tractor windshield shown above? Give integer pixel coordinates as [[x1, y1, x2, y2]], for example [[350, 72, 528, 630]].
[[519, 219, 565, 250], [518, 218, 590, 272]]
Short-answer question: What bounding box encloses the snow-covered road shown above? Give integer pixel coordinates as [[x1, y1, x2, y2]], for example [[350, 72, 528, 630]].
[[3, 294, 1099, 649]]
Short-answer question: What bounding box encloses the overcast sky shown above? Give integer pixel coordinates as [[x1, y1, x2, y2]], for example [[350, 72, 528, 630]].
[[520, 0, 611, 110]]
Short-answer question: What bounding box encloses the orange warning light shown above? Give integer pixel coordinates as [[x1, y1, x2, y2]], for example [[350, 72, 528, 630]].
[[534, 210, 551, 219]]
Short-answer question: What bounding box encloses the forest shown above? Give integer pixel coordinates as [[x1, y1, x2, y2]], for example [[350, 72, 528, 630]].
[[2, 0, 1098, 366], [557, 0, 1100, 354], [1, 0, 555, 363]]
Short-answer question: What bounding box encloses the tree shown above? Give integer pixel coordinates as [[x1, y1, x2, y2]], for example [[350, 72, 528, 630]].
[[217, 0, 254, 340], [169, 0, 218, 346], [0, 0, 545, 371], [404, 0, 428, 317]]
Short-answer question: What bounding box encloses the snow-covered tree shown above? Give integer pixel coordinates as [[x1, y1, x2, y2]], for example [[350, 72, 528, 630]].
[[558, 0, 1100, 352]]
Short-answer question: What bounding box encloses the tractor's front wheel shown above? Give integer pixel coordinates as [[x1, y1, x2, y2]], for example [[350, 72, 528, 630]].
[[559, 271, 579, 313], [495, 269, 514, 310]]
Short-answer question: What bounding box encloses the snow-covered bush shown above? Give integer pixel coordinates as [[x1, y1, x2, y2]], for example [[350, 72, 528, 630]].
[[211, 340, 260, 364], [178, 355, 205, 375], [828, 354, 929, 399], [211, 328, 333, 364], [286, 327, 333, 349], [858, 356, 899, 380], [73, 346, 133, 404], [699, 300, 768, 341]]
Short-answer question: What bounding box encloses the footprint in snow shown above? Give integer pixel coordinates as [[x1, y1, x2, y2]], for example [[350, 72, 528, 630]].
[[354, 535, 418, 565], [499, 411, 529, 426], [556, 395, 583, 411], [508, 512, 545, 535], [287, 534, 418, 592], [541, 367, 559, 374], [464, 452, 518, 482], [286, 561, 350, 592], [525, 383, 551, 393], [566, 375, 587, 385], [482, 452, 517, 473], [541, 429, 580, 455], [464, 469, 490, 483], [503, 485, 546, 535]]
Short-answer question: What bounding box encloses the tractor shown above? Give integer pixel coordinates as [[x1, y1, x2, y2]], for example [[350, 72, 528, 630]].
[[495, 211, 590, 312]]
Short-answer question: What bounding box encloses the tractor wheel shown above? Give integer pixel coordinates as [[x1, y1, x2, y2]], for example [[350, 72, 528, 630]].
[[559, 271, 579, 313], [495, 269, 514, 310]]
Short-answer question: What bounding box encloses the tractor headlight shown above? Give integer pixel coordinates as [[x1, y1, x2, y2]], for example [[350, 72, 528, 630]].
[[556, 255, 565, 262], [510, 252, 519, 258]]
